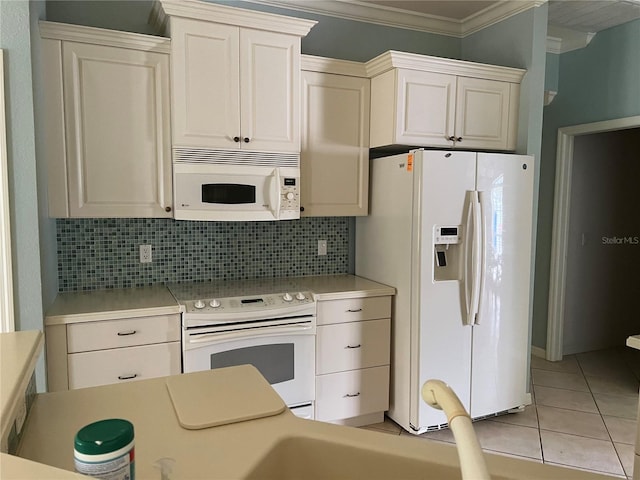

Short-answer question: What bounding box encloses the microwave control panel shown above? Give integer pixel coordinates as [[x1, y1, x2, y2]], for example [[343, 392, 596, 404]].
[[281, 177, 300, 213]]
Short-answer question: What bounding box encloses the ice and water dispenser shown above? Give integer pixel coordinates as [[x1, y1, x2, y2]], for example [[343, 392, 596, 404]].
[[433, 225, 463, 281]]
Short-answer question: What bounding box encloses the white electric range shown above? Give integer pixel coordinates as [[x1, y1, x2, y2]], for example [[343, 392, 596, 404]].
[[168, 280, 317, 419]]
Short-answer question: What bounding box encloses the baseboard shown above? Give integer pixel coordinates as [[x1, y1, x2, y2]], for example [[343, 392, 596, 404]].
[[531, 345, 546, 359]]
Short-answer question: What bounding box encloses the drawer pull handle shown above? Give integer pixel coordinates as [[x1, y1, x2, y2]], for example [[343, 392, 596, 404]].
[[346, 308, 363, 313], [346, 344, 361, 349], [117, 374, 138, 380], [344, 392, 361, 398], [117, 330, 137, 336]]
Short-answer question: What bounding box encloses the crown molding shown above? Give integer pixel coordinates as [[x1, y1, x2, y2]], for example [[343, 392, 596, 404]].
[[251, 0, 544, 38], [39, 20, 171, 53], [301, 54, 368, 77], [151, 0, 317, 36], [365, 50, 526, 83], [544, 90, 557, 106], [546, 25, 596, 54], [462, 0, 546, 36]]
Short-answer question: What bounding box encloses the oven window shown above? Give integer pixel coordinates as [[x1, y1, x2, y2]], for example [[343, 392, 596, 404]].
[[202, 183, 256, 204], [210, 344, 294, 385]]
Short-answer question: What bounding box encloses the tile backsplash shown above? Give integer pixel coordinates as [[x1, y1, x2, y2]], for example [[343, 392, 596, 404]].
[[57, 218, 349, 292]]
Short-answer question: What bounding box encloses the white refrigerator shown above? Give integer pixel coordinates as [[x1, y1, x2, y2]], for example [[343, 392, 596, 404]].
[[356, 149, 534, 434]]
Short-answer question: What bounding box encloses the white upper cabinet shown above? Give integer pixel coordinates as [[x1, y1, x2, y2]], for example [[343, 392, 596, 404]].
[[170, 19, 240, 151], [153, 0, 316, 154], [301, 56, 370, 216], [40, 22, 173, 218], [367, 51, 524, 151]]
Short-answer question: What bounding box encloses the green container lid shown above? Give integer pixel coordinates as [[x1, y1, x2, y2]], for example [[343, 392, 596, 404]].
[[74, 419, 134, 456]]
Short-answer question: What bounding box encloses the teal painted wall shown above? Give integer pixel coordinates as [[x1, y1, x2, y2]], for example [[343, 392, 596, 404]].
[[461, 5, 548, 356], [545, 53, 559, 92], [0, 0, 47, 390], [45, 0, 462, 61], [534, 19, 640, 349], [461, 4, 548, 160]]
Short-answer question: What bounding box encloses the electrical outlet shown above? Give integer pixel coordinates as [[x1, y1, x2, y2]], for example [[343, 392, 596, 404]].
[[139, 244, 152, 263], [318, 239, 327, 256]]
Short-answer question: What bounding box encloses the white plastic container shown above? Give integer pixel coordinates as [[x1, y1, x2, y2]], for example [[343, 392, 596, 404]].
[[74, 418, 135, 480]]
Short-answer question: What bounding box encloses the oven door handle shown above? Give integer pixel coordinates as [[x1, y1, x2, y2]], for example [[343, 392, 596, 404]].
[[186, 323, 315, 345]]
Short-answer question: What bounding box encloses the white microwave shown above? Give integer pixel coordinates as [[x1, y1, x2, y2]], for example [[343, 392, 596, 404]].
[[173, 160, 300, 222]]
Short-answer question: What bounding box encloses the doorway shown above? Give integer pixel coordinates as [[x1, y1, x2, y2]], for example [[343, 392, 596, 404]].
[[547, 116, 640, 360]]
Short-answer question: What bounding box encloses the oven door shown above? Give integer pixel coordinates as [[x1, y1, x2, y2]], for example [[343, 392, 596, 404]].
[[183, 321, 315, 408]]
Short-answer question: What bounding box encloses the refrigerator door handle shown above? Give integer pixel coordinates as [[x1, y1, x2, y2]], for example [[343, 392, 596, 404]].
[[474, 191, 488, 325], [463, 192, 475, 326], [467, 191, 482, 326]]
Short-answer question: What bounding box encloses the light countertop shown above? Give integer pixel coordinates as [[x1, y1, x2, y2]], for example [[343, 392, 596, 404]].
[[297, 274, 395, 300], [15, 366, 615, 480], [44, 285, 181, 325], [45, 275, 395, 325], [0, 331, 43, 449]]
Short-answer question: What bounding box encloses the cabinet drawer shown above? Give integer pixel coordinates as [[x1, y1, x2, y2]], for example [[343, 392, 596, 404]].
[[317, 296, 391, 325], [67, 314, 180, 353], [315, 366, 389, 422], [317, 318, 390, 375], [67, 342, 181, 389]]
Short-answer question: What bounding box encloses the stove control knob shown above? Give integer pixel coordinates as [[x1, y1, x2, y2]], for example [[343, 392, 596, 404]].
[[283, 292, 293, 302], [194, 300, 205, 309], [209, 299, 221, 308], [295, 292, 306, 301]]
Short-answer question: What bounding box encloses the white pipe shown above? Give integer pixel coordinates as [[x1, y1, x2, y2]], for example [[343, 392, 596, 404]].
[[422, 379, 490, 480]]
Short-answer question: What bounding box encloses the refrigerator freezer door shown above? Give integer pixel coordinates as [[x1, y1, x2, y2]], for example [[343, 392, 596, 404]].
[[355, 151, 418, 431], [470, 154, 534, 419], [415, 150, 476, 430]]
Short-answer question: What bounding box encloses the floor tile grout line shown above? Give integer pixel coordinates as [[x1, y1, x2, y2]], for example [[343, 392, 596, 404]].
[[576, 350, 630, 476]]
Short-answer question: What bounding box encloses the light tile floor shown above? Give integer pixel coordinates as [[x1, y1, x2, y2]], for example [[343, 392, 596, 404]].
[[362, 346, 640, 478]]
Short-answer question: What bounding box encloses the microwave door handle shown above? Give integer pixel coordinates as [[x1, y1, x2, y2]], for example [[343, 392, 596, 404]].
[[269, 169, 281, 220], [186, 323, 314, 345]]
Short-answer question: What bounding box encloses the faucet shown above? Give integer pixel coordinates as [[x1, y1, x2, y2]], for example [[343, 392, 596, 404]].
[[422, 379, 490, 480]]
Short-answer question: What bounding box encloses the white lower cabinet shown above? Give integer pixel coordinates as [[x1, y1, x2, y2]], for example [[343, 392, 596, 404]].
[[316, 318, 390, 375], [68, 342, 180, 390], [315, 296, 391, 426], [316, 366, 390, 422], [46, 313, 181, 392]]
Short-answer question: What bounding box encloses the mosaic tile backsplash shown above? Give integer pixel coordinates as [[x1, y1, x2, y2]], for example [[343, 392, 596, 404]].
[[57, 218, 350, 292]]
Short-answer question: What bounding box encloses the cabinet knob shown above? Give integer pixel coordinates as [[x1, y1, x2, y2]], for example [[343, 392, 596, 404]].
[[447, 135, 456, 142], [233, 136, 240, 142], [165, 206, 172, 213], [300, 206, 305, 212], [456, 137, 463, 142], [243, 137, 250, 143]]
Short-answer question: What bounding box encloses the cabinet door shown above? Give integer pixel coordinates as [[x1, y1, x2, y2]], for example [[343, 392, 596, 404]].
[[300, 71, 370, 216], [395, 69, 456, 147], [454, 77, 516, 151], [171, 18, 240, 149], [62, 42, 172, 217], [240, 29, 300, 153]]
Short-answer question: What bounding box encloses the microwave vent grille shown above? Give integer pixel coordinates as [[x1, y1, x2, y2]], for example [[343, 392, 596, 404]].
[[173, 148, 299, 168]]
